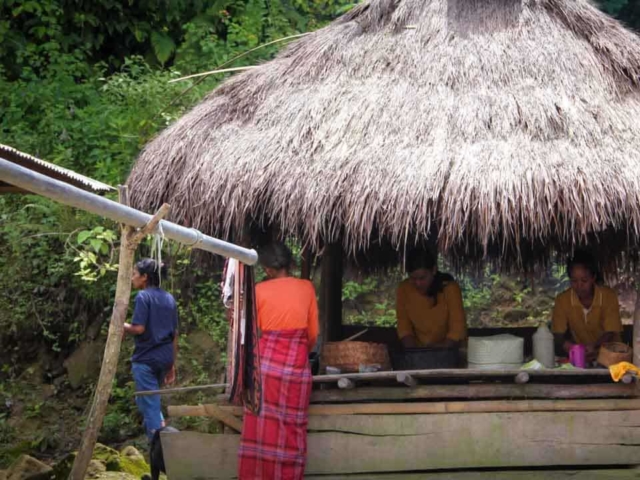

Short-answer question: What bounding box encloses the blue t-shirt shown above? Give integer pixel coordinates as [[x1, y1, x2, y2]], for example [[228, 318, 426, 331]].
[[131, 287, 178, 368]]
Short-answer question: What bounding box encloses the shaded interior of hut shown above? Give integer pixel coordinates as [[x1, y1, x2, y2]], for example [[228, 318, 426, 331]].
[[245, 220, 640, 401]]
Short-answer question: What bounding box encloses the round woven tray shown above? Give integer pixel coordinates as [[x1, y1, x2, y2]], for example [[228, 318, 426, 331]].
[[321, 341, 391, 373], [597, 342, 632, 367]]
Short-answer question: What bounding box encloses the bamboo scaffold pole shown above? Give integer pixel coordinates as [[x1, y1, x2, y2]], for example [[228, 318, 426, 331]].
[[0, 156, 258, 265]]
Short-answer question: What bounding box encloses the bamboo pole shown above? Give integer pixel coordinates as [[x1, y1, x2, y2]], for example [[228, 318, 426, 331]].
[[135, 382, 228, 397], [69, 195, 170, 480], [0, 158, 258, 265]]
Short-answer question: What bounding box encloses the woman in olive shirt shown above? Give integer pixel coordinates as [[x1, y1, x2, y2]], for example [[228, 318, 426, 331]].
[[552, 250, 622, 360], [396, 251, 467, 348]]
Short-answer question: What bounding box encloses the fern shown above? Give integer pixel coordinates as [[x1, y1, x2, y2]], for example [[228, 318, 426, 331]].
[[151, 31, 176, 65]]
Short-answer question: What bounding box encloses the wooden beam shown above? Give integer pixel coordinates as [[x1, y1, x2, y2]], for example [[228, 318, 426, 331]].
[[320, 242, 343, 342], [205, 405, 242, 432], [69, 197, 170, 480], [167, 404, 242, 432], [310, 383, 637, 403], [313, 368, 612, 384], [315, 368, 614, 382], [169, 398, 640, 418], [161, 410, 640, 478]]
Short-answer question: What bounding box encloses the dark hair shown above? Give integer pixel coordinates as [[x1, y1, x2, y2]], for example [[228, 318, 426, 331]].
[[567, 250, 599, 280], [406, 249, 453, 302], [135, 258, 167, 287], [258, 242, 293, 271]]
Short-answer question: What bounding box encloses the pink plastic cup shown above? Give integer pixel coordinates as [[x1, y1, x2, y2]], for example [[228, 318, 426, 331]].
[[569, 344, 587, 368]]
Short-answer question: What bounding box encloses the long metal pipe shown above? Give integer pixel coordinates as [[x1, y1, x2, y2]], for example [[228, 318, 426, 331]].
[[0, 157, 258, 265]]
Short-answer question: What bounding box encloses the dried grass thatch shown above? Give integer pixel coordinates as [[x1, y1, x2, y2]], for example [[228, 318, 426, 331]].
[[127, 0, 640, 269]]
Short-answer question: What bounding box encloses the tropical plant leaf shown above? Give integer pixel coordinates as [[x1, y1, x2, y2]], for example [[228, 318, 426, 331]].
[[77, 230, 92, 244], [151, 31, 176, 65]]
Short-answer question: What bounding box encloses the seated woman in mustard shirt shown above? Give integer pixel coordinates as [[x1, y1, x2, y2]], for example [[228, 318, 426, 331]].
[[396, 250, 467, 349], [552, 250, 622, 360]]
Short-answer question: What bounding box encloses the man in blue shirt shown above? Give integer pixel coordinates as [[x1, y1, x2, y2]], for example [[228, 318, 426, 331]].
[[124, 259, 178, 441]]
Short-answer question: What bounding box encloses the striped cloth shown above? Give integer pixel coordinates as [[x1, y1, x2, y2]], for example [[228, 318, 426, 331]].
[[238, 328, 312, 480], [225, 262, 262, 414]]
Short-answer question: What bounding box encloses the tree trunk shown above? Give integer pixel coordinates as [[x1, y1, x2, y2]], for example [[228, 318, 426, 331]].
[[69, 194, 169, 480]]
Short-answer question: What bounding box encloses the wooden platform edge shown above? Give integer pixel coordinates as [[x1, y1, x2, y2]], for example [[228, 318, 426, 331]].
[[168, 398, 640, 418], [162, 410, 640, 478]]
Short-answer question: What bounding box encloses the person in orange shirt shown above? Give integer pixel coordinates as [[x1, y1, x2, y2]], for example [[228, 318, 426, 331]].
[[552, 250, 622, 361], [238, 242, 318, 480], [396, 250, 467, 349]]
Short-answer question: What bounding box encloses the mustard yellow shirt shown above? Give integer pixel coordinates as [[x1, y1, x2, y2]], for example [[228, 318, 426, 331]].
[[551, 286, 622, 345], [396, 279, 467, 346]]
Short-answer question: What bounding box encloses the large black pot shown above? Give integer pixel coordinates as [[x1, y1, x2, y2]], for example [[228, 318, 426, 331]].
[[391, 347, 459, 370]]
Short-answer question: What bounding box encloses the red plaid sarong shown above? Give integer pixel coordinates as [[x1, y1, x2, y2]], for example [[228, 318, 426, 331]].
[[238, 329, 312, 480]]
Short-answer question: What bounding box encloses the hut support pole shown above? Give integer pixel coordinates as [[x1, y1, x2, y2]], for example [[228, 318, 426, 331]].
[[320, 242, 343, 342], [634, 280, 640, 368], [301, 247, 312, 280], [69, 195, 170, 480]]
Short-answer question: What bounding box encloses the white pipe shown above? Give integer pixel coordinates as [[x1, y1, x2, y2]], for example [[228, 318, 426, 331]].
[[0, 156, 258, 265]]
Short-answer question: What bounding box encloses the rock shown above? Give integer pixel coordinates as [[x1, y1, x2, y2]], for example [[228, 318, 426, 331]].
[[6, 455, 52, 480], [85, 460, 106, 479], [93, 473, 138, 480], [85, 318, 105, 341], [52, 376, 66, 391], [51, 444, 148, 480], [119, 447, 144, 465], [63, 341, 104, 389]]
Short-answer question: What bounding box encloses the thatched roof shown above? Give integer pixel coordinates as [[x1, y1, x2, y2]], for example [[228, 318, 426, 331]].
[[127, 0, 640, 267]]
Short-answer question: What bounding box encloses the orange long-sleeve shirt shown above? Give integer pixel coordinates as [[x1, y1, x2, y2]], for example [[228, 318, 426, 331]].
[[255, 277, 319, 349]]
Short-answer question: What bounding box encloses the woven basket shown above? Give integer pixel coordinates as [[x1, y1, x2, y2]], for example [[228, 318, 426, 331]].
[[321, 341, 391, 373], [597, 342, 632, 367]]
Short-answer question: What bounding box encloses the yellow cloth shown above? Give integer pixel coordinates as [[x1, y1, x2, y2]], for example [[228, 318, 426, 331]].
[[396, 279, 467, 346], [551, 286, 622, 345], [609, 362, 640, 382]]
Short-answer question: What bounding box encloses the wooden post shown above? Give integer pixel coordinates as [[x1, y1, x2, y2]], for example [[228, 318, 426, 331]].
[[320, 242, 343, 342], [69, 194, 170, 480], [634, 282, 640, 367], [301, 246, 312, 280]]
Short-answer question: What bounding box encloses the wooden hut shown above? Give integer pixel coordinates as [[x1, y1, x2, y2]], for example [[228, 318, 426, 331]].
[[127, 0, 640, 477]]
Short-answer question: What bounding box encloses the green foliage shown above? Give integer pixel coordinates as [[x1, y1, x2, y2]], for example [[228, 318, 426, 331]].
[[0, 0, 357, 79], [0, 0, 356, 376], [342, 276, 399, 328], [73, 226, 119, 282], [598, 0, 640, 31], [600, 0, 630, 16]]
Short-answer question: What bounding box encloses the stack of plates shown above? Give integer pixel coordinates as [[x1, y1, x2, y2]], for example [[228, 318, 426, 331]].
[[468, 334, 524, 370]]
